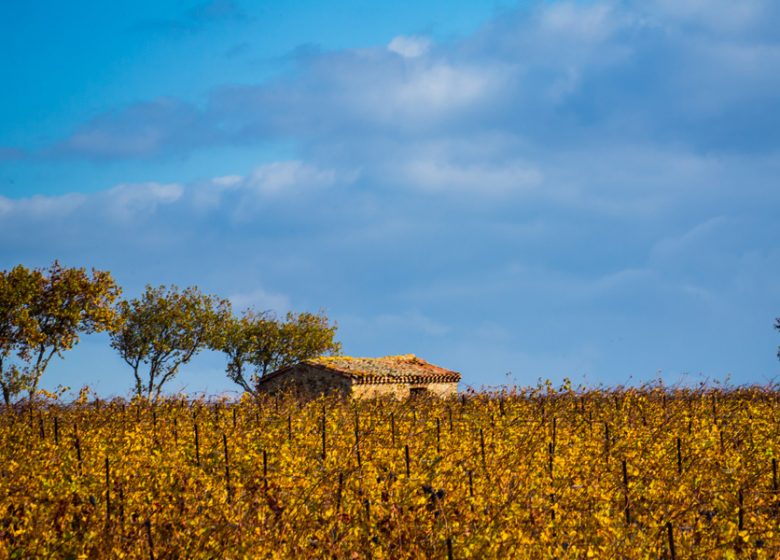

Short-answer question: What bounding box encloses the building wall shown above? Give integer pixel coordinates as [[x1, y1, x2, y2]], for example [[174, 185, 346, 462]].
[[258, 364, 459, 399], [351, 381, 458, 399], [257, 364, 352, 398]]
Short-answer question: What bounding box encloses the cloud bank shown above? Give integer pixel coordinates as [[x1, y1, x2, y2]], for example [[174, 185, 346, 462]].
[[2, 0, 780, 394]]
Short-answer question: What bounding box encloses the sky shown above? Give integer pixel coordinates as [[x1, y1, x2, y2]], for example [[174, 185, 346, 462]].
[[1, 0, 779, 398]]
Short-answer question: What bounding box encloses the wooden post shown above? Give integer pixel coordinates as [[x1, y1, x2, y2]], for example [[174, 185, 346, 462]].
[[479, 428, 486, 471], [144, 519, 155, 560], [551, 417, 557, 453], [446, 536, 454, 560], [105, 457, 111, 525], [321, 414, 327, 461], [223, 433, 231, 504], [548, 442, 554, 479], [622, 459, 630, 525], [436, 418, 441, 453], [676, 437, 683, 475], [263, 450, 268, 494], [738, 488, 744, 531], [74, 425, 82, 475], [194, 423, 201, 467], [666, 522, 676, 560], [53, 416, 59, 445], [404, 445, 410, 478], [336, 472, 343, 514], [118, 485, 125, 536]]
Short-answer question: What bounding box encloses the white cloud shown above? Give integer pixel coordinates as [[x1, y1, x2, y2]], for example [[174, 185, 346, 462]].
[[401, 158, 542, 194], [245, 161, 339, 195], [229, 286, 290, 313], [387, 35, 431, 58], [0, 193, 86, 218], [384, 63, 501, 121], [100, 182, 184, 222]]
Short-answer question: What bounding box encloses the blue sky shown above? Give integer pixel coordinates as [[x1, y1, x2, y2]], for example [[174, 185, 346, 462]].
[[1, 0, 779, 397]]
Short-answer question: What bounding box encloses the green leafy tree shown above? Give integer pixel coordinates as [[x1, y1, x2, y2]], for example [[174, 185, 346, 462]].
[[0, 262, 121, 404], [215, 310, 340, 395], [111, 285, 231, 400]]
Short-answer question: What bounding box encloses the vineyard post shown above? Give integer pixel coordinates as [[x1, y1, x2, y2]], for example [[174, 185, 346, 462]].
[[676, 438, 682, 475], [38, 413, 45, 440], [548, 442, 554, 479], [773, 458, 778, 516], [144, 518, 155, 560], [391, 412, 396, 447], [321, 413, 327, 461], [118, 485, 125, 537], [479, 428, 486, 472], [263, 449, 268, 494], [105, 457, 111, 526], [223, 433, 231, 504], [354, 410, 362, 469], [604, 423, 610, 462], [194, 423, 201, 467], [53, 416, 59, 445], [467, 469, 474, 513], [173, 417, 178, 445], [738, 488, 744, 531], [405, 444, 410, 478], [74, 424, 82, 475], [622, 459, 630, 525], [436, 417, 441, 453], [446, 536, 454, 560], [232, 407, 237, 430], [711, 394, 717, 424], [666, 522, 676, 560], [287, 414, 292, 444], [336, 472, 343, 514]]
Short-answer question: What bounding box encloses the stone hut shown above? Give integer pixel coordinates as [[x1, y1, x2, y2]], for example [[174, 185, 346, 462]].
[[257, 354, 460, 399]]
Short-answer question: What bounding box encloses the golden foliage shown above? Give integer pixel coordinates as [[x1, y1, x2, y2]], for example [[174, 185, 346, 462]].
[[1, 384, 779, 558]]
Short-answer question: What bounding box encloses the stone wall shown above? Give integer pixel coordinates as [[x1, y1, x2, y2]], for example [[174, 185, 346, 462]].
[[258, 365, 459, 400], [257, 364, 352, 398], [351, 381, 458, 399]]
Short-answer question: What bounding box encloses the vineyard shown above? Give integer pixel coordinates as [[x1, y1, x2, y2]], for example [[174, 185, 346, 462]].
[[1, 384, 779, 558]]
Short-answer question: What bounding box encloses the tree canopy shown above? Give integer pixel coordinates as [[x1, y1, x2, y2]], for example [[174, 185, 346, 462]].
[[110, 285, 231, 401], [0, 262, 121, 404], [214, 310, 341, 395]]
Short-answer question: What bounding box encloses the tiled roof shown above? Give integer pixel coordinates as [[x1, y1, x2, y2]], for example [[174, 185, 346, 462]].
[[304, 354, 460, 384]]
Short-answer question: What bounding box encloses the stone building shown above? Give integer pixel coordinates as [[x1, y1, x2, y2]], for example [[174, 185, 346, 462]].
[[257, 354, 460, 399]]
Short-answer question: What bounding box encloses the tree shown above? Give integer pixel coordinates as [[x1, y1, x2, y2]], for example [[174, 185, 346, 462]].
[[111, 285, 231, 400], [0, 262, 121, 404], [214, 310, 341, 395], [776, 317, 780, 361]]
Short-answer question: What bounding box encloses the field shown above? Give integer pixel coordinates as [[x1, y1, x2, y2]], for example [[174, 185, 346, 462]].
[[1, 384, 779, 558]]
